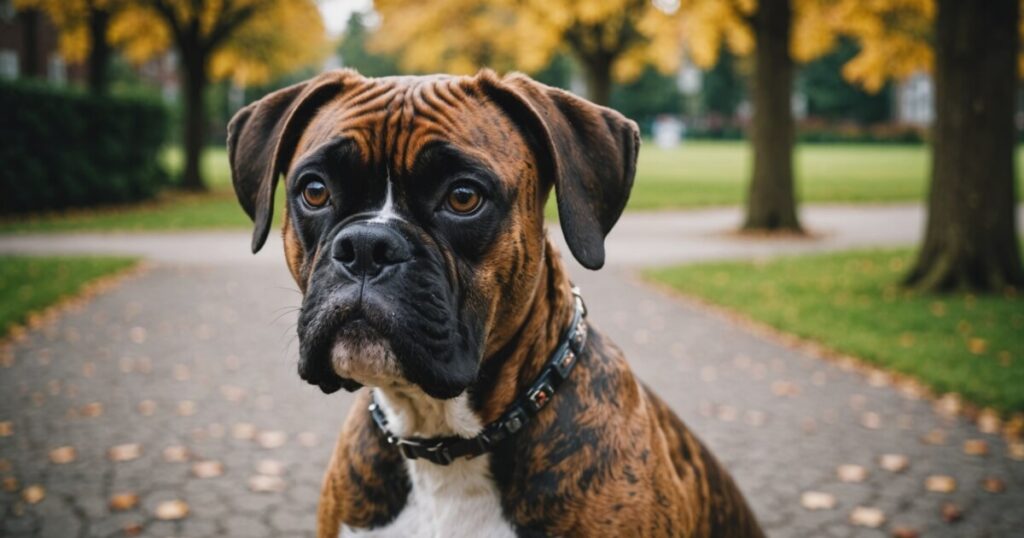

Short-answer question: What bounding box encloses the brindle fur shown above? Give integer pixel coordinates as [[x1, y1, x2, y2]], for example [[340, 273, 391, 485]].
[[228, 69, 764, 537]]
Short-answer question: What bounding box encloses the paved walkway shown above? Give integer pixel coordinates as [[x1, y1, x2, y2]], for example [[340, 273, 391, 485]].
[[1, 205, 1022, 537]]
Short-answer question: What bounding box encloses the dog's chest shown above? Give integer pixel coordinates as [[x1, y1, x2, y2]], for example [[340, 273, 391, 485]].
[[342, 390, 516, 538], [342, 455, 515, 538]]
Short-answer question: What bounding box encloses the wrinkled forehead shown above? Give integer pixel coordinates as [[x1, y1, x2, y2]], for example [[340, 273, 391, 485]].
[[290, 75, 529, 177]]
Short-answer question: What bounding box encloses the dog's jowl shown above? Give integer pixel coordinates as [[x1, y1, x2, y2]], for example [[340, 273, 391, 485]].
[[228, 69, 765, 538]]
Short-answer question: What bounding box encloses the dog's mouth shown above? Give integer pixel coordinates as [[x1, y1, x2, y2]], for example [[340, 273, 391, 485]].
[[297, 301, 396, 394], [297, 274, 482, 399]]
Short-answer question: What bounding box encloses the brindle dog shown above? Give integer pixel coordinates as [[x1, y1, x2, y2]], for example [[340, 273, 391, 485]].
[[228, 69, 764, 537]]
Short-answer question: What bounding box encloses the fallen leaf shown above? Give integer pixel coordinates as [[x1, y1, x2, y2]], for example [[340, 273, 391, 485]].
[[977, 409, 1001, 434], [716, 405, 738, 422], [22, 484, 45, 504], [771, 381, 799, 397], [122, 522, 143, 536], [256, 459, 285, 476], [800, 491, 836, 510], [81, 402, 104, 417], [49, 446, 77, 464], [154, 499, 189, 520], [744, 410, 767, 427], [879, 453, 909, 473], [108, 443, 142, 462], [935, 394, 961, 417], [257, 430, 287, 449], [1006, 441, 1024, 461], [861, 412, 882, 430], [866, 371, 890, 387], [192, 460, 224, 478], [940, 501, 962, 523], [850, 506, 885, 528], [109, 492, 139, 511], [3, 476, 18, 492], [137, 400, 157, 416], [129, 327, 146, 344], [968, 338, 988, 355], [177, 401, 196, 417], [297, 431, 318, 447], [925, 475, 957, 493], [963, 439, 989, 456], [921, 429, 947, 445], [172, 364, 190, 381], [162, 445, 189, 463], [220, 385, 246, 402], [207, 423, 226, 438], [0, 458, 10, 472], [982, 477, 1006, 493], [233, 423, 257, 440], [837, 464, 868, 483], [891, 526, 920, 538], [249, 474, 286, 493], [0, 421, 11, 437]]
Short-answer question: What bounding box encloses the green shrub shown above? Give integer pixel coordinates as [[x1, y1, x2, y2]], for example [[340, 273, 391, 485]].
[[0, 81, 170, 214]]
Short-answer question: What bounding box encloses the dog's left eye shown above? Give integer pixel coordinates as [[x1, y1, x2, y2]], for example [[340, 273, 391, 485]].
[[446, 184, 482, 215], [302, 180, 330, 208]]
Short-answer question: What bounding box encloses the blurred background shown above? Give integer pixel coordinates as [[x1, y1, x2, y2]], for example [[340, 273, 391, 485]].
[[0, 1, 1021, 537]]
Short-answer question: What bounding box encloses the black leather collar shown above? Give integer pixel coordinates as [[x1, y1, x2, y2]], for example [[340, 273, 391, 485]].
[[369, 287, 588, 466]]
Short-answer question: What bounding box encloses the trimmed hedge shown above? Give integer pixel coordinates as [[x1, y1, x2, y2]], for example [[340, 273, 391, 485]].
[[0, 81, 170, 214]]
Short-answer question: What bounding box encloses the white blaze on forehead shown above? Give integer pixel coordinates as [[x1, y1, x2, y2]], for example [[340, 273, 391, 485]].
[[369, 166, 402, 223]]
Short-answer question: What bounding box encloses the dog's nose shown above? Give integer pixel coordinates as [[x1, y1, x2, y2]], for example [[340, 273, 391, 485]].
[[332, 223, 412, 278]]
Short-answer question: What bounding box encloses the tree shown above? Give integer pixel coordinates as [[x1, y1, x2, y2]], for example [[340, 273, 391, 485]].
[[701, 47, 744, 119], [338, 12, 400, 78], [110, 0, 328, 190], [675, 0, 840, 232], [370, 0, 682, 106], [14, 0, 126, 94], [834, 0, 1023, 292], [800, 39, 890, 125], [904, 0, 1023, 291]]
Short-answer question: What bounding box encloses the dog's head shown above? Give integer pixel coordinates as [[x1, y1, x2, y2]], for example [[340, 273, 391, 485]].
[[227, 70, 638, 399]]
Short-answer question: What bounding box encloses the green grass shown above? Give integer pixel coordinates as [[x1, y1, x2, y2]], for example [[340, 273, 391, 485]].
[[645, 249, 1024, 413], [1, 142, 1021, 233], [0, 256, 139, 336]]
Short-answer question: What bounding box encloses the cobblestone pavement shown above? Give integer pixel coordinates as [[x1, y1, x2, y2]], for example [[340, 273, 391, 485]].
[[2, 211, 1023, 537]]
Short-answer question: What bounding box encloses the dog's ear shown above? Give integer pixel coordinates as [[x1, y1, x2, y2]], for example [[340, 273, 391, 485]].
[[477, 71, 639, 270], [227, 70, 356, 253]]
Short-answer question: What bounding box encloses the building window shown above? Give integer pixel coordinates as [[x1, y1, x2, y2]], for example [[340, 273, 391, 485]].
[[48, 53, 65, 85], [0, 49, 18, 79]]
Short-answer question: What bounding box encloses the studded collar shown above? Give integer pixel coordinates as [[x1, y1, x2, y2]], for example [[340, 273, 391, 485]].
[[369, 287, 588, 466]]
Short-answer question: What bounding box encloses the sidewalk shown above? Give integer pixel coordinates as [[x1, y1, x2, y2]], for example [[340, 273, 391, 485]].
[[1, 204, 1021, 537]]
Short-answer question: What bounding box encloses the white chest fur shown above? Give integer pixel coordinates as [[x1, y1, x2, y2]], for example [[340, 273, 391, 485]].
[[340, 390, 516, 538]]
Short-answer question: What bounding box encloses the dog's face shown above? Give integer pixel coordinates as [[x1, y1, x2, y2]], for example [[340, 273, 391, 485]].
[[227, 70, 638, 399]]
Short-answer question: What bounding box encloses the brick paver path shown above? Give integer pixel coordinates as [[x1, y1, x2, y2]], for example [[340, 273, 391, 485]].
[[1, 205, 1022, 537]]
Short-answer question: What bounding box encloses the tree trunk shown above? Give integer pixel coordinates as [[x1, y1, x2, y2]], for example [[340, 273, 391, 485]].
[[743, 0, 801, 232], [180, 54, 208, 191], [87, 7, 111, 95], [581, 55, 613, 107], [904, 0, 1023, 292]]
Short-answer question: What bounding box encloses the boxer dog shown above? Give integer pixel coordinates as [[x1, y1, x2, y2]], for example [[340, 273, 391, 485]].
[[227, 69, 764, 537]]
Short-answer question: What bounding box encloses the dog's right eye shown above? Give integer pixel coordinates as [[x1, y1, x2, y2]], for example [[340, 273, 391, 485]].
[[302, 180, 330, 209]]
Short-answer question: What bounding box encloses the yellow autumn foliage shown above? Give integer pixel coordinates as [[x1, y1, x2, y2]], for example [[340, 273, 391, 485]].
[[15, 0, 329, 87], [371, 0, 683, 84]]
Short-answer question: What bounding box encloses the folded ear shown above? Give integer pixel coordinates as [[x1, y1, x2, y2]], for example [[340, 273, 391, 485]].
[[226, 70, 357, 253], [477, 71, 640, 269]]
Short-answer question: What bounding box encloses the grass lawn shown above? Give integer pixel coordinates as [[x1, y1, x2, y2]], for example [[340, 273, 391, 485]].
[[0, 256, 139, 337], [1, 142, 1021, 233], [645, 249, 1024, 414]]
